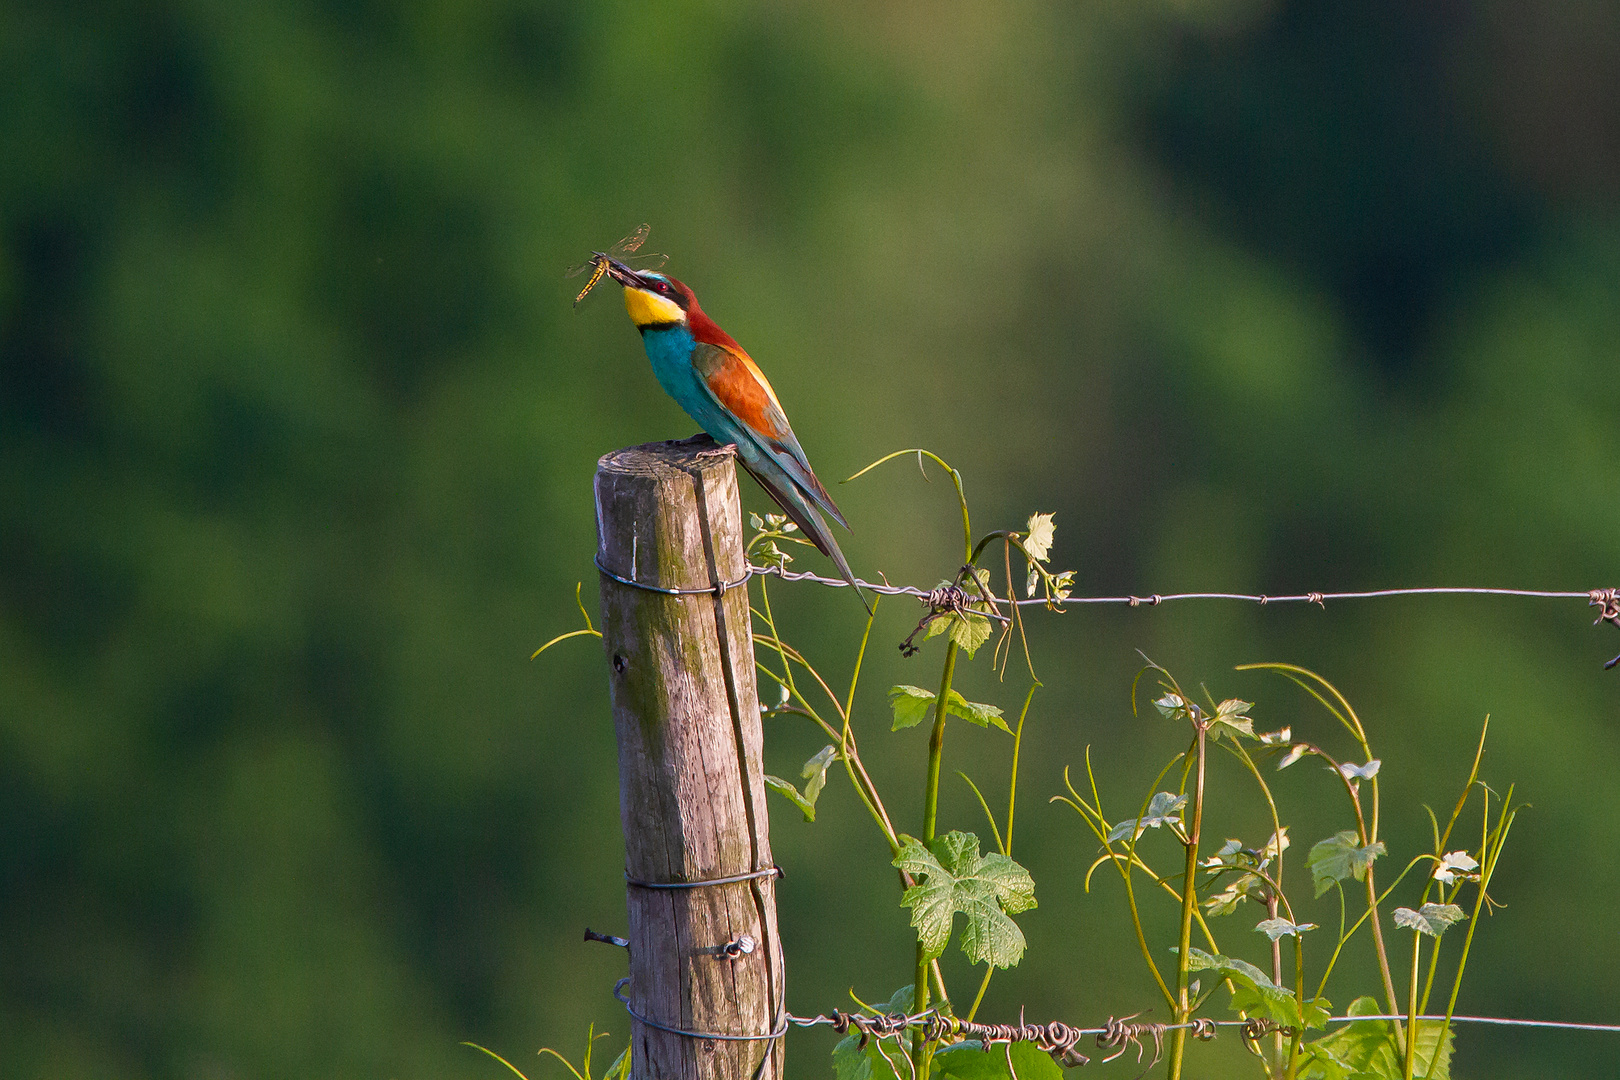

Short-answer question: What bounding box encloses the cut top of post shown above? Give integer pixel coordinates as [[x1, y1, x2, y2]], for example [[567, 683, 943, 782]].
[[595, 436, 750, 596]]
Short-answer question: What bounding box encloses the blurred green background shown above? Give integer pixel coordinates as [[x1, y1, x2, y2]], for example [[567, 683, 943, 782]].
[[3, 1, 1618, 1077]]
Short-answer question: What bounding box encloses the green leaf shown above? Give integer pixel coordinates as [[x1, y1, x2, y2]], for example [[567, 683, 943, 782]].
[[1277, 744, 1312, 770], [893, 831, 1036, 967], [832, 1034, 900, 1080], [948, 693, 1010, 732], [1300, 997, 1333, 1031], [601, 1046, 631, 1080], [1153, 692, 1188, 718], [889, 685, 935, 730], [1105, 791, 1186, 844], [763, 774, 817, 822], [1307, 831, 1387, 897], [749, 512, 764, 531], [1023, 512, 1056, 563], [934, 1039, 1065, 1080], [1200, 829, 1290, 916], [757, 539, 794, 569], [1306, 996, 1454, 1080], [1179, 947, 1298, 1025], [1182, 947, 1273, 986], [948, 611, 993, 657], [888, 686, 1008, 733], [831, 988, 914, 1080], [1256, 917, 1319, 941], [1392, 903, 1467, 938], [1336, 759, 1381, 782], [877, 985, 916, 1015], [1432, 851, 1479, 886], [1202, 880, 1255, 917], [800, 745, 839, 807], [1209, 698, 1256, 741], [1228, 982, 1302, 1027], [1294, 1041, 1355, 1080]]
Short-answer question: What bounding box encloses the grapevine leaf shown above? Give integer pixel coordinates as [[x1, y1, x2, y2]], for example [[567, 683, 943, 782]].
[[831, 988, 913, 1080], [889, 685, 935, 730], [947, 692, 1010, 732], [1336, 759, 1381, 781], [1392, 904, 1467, 938], [1307, 996, 1453, 1080], [1023, 513, 1056, 563], [1178, 947, 1299, 1024], [1307, 831, 1386, 897], [763, 775, 817, 822], [934, 1039, 1064, 1080], [1209, 698, 1256, 741], [1106, 791, 1187, 844], [1277, 744, 1312, 770], [800, 745, 839, 806], [888, 686, 1008, 733], [1154, 692, 1188, 718], [1432, 851, 1479, 886], [894, 831, 1036, 967], [1256, 917, 1319, 941], [948, 611, 993, 657]]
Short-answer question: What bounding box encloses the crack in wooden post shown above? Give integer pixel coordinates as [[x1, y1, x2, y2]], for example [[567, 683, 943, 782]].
[[595, 436, 785, 1080]]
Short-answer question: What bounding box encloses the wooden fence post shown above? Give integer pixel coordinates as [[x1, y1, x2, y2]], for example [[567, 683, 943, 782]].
[[594, 436, 785, 1080]]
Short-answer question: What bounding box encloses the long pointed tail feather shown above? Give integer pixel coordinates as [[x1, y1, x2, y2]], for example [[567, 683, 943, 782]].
[[740, 461, 870, 615]]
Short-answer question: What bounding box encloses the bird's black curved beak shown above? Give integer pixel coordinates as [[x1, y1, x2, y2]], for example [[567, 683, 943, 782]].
[[604, 257, 651, 290]]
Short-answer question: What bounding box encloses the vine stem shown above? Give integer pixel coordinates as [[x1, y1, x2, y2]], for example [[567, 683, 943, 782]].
[[1168, 722, 1206, 1080], [1403, 929, 1423, 1080], [912, 638, 961, 1076]]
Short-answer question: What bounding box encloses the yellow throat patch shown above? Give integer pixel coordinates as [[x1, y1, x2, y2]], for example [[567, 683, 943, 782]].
[[623, 286, 685, 327]]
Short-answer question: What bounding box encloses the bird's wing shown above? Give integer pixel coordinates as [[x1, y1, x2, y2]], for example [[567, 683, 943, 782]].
[[690, 340, 849, 529]]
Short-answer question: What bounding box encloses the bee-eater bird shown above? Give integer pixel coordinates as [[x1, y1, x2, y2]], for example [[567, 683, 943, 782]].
[[603, 257, 866, 610]]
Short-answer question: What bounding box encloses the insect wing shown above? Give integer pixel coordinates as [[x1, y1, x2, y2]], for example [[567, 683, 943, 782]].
[[566, 225, 664, 307], [565, 252, 602, 278], [611, 223, 652, 256], [609, 224, 668, 271]]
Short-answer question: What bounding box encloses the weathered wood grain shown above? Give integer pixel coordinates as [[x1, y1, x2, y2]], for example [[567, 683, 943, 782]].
[[595, 436, 784, 1080]]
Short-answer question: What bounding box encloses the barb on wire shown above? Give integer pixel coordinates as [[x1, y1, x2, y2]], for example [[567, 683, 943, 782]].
[[1590, 588, 1620, 668], [897, 569, 1010, 658], [1094, 1013, 1166, 1068], [1238, 1017, 1297, 1055]]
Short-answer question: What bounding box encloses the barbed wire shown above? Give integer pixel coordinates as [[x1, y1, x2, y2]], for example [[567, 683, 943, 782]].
[[594, 948, 1620, 1059], [753, 563, 1609, 610], [752, 565, 1620, 666], [779, 1005, 1620, 1071], [785, 1007, 1620, 1036]]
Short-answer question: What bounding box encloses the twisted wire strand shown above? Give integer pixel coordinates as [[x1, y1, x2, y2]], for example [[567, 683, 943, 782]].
[[753, 564, 1609, 609], [784, 1008, 1620, 1041]]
